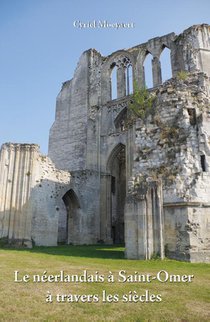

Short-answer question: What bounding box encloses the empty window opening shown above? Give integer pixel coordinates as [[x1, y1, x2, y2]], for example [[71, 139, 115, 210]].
[[187, 108, 196, 126], [143, 53, 153, 88], [160, 47, 172, 83], [111, 65, 117, 100], [126, 64, 133, 95], [201, 155, 206, 172]]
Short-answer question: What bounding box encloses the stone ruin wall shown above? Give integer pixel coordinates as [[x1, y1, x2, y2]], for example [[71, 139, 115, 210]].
[[126, 72, 210, 262], [1, 24, 210, 262], [0, 142, 102, 247], [0, 143, 70, 247]]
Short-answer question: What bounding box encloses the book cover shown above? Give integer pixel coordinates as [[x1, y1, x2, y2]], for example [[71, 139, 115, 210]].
[[0, 1, 210, 321]]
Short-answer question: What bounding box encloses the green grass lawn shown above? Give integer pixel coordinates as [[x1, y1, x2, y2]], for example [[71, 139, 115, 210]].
[[0, 245, 210, 321]]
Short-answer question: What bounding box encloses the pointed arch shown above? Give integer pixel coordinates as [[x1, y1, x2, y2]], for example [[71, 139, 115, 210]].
[[114, 107, 127, 131], [107, 143, 126, 172], [143, 52, 153, 88], [111, 63, 118, 100], [62, 189, 81, 209], [160, 46, 172, 82], [62, 189, 81, 244], [126, 64, 133, 95], [108, 54, 133, 101]]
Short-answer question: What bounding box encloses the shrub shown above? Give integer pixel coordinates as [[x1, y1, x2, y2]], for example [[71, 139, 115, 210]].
[[177, 70, 189, 81], [128, 82, 156, 120]]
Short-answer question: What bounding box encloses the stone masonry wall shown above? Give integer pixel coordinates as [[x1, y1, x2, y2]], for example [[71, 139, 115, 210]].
[[0, 143, 70, 247], [30, 153, 70, 246], [49, 51, 90, 171], [126, 72, 210, 261]]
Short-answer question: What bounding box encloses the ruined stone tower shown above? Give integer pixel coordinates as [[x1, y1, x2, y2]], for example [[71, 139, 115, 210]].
[[0, 24, 210, 262]]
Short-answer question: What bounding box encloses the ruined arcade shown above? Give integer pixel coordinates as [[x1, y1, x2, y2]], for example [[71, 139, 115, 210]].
[[0, 24, 210, 262]]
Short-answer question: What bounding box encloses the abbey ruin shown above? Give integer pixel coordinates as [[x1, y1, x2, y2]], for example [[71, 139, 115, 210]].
[[0, 24, 210, 262]]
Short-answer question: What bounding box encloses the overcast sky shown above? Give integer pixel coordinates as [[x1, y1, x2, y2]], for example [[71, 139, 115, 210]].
[[0, 0, 210, 154]]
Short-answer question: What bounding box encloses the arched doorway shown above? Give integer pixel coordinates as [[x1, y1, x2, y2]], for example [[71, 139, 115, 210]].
[[107, 144, 126, 244], [62, 189, 80, 244]]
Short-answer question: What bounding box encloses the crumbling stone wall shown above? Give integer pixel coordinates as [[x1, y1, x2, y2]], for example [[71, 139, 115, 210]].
[[126, 72, 210, 262], [0, 143, 70, 247], [48, 23, 210, 187], [1, 24, 210, 262], [0, 143, 38, 247], [0, 143, 101, 247], [30, 153, 70, 246], [59, 170, 101, 245]]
